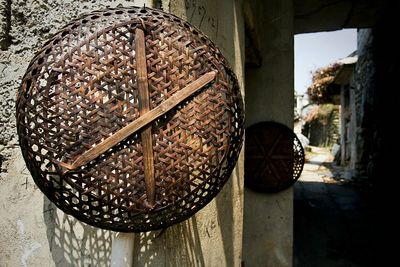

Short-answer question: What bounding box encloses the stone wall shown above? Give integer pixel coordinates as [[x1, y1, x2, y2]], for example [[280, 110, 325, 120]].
[[303, 104, 340, 147], [355, 2, 399, 185], [353, 29, 375, 177]]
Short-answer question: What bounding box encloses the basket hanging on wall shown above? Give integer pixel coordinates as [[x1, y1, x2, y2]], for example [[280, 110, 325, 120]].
[[245, 121, 304, 193], [16, 6, 244, 232]]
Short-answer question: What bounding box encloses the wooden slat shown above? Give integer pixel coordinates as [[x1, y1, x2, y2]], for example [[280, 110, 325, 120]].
[[65, 70, 217, 172], [135, 28, 155, 206]]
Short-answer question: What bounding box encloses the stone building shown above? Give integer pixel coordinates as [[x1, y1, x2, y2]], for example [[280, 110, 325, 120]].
[[0, 0, 396, 266], [326, 55, 358, 169], [328, 25, 392, 183], [302, 103, 340, 147]]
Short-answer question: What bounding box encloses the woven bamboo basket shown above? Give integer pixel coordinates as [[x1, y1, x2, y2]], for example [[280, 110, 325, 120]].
[[16, 6, 244, 232], [245, 121, 304, 193]]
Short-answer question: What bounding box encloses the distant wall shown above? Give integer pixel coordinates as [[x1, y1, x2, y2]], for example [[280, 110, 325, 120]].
[[303, 104, 340, 147]]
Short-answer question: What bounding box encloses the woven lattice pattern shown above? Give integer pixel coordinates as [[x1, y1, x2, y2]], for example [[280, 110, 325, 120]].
[[16, 7, 244, 232], [245, 121, 304, 193]]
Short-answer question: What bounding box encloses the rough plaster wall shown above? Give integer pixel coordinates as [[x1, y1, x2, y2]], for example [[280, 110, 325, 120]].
[[0, 1, 149, 267], [243, 0, 294, 266], [0, 149, 113, 267], [129, 0, 245, 266], [0, 0, 11, 50], [0, 0, 140, 145], [1, 0, 245, 266], [0, 0, 146, 149]]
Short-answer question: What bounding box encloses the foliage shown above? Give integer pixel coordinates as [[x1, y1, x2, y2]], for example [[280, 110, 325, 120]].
[[304, 104, 338, 125], [303, 104, 340, 147], [307, 63, 342, 104]]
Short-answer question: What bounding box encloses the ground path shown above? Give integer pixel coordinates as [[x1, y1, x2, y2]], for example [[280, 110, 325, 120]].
[[294, 146, 375, 267]]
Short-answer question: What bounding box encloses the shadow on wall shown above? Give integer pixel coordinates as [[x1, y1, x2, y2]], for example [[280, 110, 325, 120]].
[[43, 197, 112, 267], [51, 178, 239, 267], [43, 195, 207, 267], [215, 170, 238, 267], [132, 216, 206, 267]]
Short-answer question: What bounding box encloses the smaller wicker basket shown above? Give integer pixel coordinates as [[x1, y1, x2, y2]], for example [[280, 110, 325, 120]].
[[245, 121, 304, 193]]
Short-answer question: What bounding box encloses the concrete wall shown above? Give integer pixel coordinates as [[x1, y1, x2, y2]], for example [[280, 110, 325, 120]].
[[243, 0, 294, 266], [0, 148, 114, 267], [0, 0, 245, 266]]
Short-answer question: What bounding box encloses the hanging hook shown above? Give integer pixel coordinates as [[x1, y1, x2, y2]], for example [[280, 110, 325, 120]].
[[139, 18, 146, 32], [138, 4, 147, 32]]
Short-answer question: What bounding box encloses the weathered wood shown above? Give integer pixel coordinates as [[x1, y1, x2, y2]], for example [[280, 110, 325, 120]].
[[135, 28, 156, 206], [110, 233, 134, 267], [66, 70, 217, 171]]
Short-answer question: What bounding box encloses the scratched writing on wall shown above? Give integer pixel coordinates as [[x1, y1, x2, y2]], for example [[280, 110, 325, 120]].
[[185, 0, 219, 41]]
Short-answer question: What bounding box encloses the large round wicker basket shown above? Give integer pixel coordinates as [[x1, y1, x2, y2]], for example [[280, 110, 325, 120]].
[[16, 6, 244, 232]]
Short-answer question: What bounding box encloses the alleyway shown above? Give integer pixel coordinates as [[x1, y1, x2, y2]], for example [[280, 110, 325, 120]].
[[293, 147, 376, 267]]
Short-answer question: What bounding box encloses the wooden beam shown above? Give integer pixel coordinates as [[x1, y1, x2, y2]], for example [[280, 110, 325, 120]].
[[64, 71, 216, 172], [135, 28, 155, 206], [110, 232, 134, 267]]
